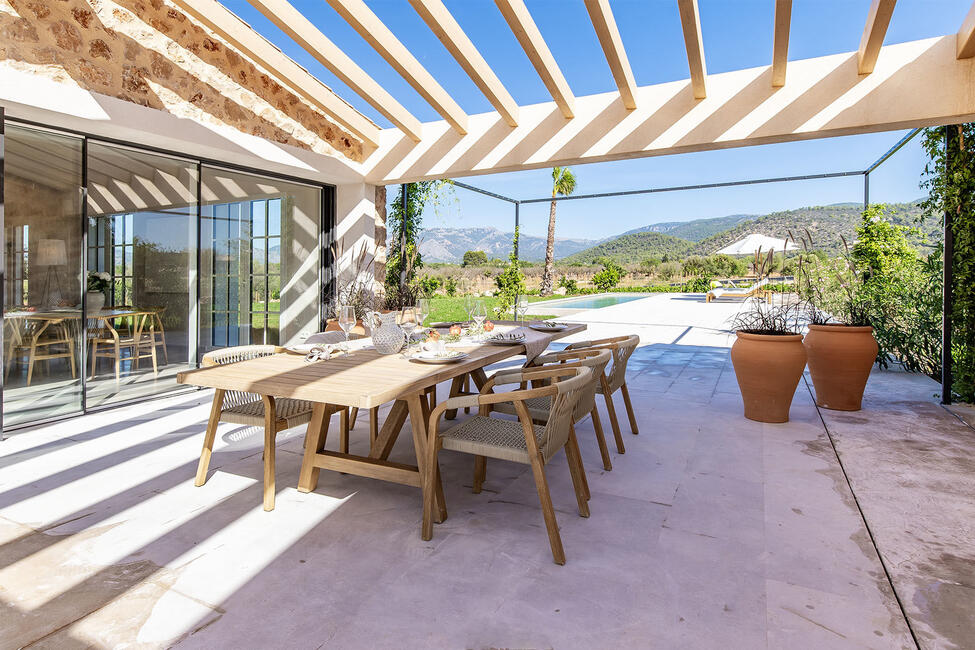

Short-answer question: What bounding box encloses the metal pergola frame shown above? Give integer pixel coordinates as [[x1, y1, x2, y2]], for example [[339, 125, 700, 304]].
[[402, 127, 957, 403]]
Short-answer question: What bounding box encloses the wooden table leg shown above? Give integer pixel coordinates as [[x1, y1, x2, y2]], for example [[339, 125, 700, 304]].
[[370, 400, 409, 460], [262, 395, 277, 511], [195, 389, 225, 486], [298, 403, 331, 493], [407, 393, 447, 524], [445, 375, 465, 420]]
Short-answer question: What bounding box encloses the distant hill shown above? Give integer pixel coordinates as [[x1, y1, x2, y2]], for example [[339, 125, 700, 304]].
[[691, 201, 936, 257], [561, 231, 695, 265], [621, 213, 757, 242], [411, 227, 597, 263]]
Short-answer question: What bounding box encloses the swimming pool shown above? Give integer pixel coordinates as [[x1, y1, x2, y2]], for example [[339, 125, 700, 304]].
[[540, 293, 650, 310]]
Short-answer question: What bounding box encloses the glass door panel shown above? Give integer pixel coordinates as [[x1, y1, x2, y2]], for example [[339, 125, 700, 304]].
[[2, 124, 84, 426], [85, 143, 197, 407], [200, 167, 321, 354]]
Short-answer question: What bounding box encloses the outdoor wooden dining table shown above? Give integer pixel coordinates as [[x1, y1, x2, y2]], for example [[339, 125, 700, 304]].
[[176, 321, 586, 514]]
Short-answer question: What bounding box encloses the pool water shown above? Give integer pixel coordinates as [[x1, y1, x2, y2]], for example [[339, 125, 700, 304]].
[[543, 294, 649, 310]]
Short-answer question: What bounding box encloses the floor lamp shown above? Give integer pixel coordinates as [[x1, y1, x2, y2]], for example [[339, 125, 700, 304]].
[[37, 239, 67, 307]]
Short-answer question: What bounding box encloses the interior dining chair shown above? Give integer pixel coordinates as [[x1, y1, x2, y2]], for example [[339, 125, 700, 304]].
[[143, 305, 168, 365], [195, 344, 349, 511], [487, 347, 613, 471], [422, 365, 593, 565], [565, 334, 641, 454], [6, 317, 76, 386], [88, 312, 157, 385]]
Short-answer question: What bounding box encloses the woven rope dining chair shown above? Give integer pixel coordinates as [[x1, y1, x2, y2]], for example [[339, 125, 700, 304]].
[[487, 347, 614, 473], [422, 365, 592, 565], [565, 334, 640, 454], [195, 344, 348, 511]]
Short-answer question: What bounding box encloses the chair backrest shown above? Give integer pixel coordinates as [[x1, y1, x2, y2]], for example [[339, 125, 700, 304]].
[[202, 345, 280, 408], [605, 335, 639, 392], [532, 348, 611, 422], [567, 334, 640, 393], [540, 366, 592, 461]]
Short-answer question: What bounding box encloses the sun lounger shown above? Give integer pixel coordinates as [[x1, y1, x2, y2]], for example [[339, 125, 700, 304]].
[[706, 278, 771, 303]]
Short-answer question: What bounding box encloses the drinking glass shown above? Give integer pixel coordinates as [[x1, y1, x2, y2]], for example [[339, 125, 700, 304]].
[[517, 298, 529, 323], [472, 299, 487, 339], [400, 306, 419, 352], [417, 298, 431, 330], [338, 305, 356, 343]]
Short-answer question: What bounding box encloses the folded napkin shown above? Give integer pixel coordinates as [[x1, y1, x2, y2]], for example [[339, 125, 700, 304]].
[[505, 325, 552, 363]]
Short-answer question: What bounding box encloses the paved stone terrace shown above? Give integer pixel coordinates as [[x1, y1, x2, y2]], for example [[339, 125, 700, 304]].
[[0, 294, 971, 648]]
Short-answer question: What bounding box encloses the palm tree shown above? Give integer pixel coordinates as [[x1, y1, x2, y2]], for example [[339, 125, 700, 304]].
[[541, 166, 576, 295]]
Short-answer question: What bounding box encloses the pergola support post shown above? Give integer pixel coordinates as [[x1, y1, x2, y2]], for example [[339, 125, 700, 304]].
[[863, 172, 869, 209], [942, 126, 958, 405], [399, 182, 408, 310], [513, 201, 520, 319]]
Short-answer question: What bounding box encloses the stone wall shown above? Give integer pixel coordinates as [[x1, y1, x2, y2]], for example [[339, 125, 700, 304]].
[[373, 185, 386, 284], [0, 0, 363, 162]]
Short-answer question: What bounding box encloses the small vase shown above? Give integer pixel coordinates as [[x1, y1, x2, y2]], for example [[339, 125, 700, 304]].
[[86, 291, 106, 314], [367, 311, 405, 355]]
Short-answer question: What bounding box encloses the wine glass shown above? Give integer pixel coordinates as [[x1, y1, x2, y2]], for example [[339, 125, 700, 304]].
[[338, 305, 356, 344], [472, 299, 487, 339], [400, 306, 419, 353], [517, 298, 529, 323], [465, 295, 476, 326], [417, 298, 431, 330]]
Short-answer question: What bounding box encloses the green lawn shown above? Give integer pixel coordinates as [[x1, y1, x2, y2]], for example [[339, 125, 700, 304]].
[[424, 295, 558, 325]]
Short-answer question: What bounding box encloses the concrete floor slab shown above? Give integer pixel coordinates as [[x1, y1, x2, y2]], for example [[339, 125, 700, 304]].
[[0, 295, 968, 648]]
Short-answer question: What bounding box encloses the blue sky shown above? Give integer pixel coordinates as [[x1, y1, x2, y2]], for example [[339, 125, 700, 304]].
[[221, 0, 967, 239]]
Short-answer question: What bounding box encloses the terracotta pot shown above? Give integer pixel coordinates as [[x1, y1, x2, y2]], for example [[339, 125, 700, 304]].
[[731, 331, 807, 423], [804, 324, 878, 411]]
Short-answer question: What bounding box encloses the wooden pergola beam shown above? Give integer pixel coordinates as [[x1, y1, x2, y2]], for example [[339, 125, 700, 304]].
[[958, 1, 975, 58], [171, 0, 380, 147], [325, 0, 468, 135], [495, 0, 575, 119], [583, 0, 637, 109], [244, 0, 422, 142], [677, 0, 707, 99], [858, 0, 897, 74], [772, 0, 792, 87], [409, 0, 519, 127], [365, 36, 975, 184]]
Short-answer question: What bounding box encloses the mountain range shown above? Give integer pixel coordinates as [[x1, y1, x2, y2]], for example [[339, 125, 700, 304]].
[[408, 200, 935, 265], [414, 227, 598, 263]]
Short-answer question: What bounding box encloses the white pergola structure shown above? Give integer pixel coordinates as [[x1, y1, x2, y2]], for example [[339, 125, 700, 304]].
[[166, 0, 975, 185]]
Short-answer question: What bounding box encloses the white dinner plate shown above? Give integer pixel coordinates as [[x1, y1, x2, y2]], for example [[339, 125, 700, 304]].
[[529, 322, 567, 332], [485, 333, 526, 345], [410, 351, 470, 364]]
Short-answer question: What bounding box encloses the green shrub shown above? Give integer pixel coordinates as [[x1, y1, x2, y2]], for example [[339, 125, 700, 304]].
[[494, 229, 526, 318], [462, 250, 488, 267], [557, 275, 578, 293], [444, 276, 458, 297], [592, 258, 625, 291]]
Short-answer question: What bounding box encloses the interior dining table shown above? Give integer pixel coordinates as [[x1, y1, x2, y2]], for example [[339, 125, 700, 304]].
[[176, 321, 586, 513]]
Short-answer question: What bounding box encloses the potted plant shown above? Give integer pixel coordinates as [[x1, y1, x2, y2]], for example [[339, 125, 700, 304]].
[[86, 271, 112, 313], [796, 230, 878, 411], [729, 249, 807, 423]]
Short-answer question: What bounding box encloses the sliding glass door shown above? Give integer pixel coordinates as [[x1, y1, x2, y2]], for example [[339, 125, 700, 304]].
[[200, 167, 322, 354], [85, 143, 197, 407], [0, 119, 331, 432], [2, 124, 85, 427]]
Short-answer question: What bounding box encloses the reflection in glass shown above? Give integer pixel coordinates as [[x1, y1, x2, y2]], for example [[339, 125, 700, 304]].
[[3, 125, 84, 426], [200, 168, 321, 353], [85, 143, 197, 407]]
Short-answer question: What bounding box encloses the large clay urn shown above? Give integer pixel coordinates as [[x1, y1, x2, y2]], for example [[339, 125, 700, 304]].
[[731, 332, 807, 423], [804, 324, 878, 411]]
